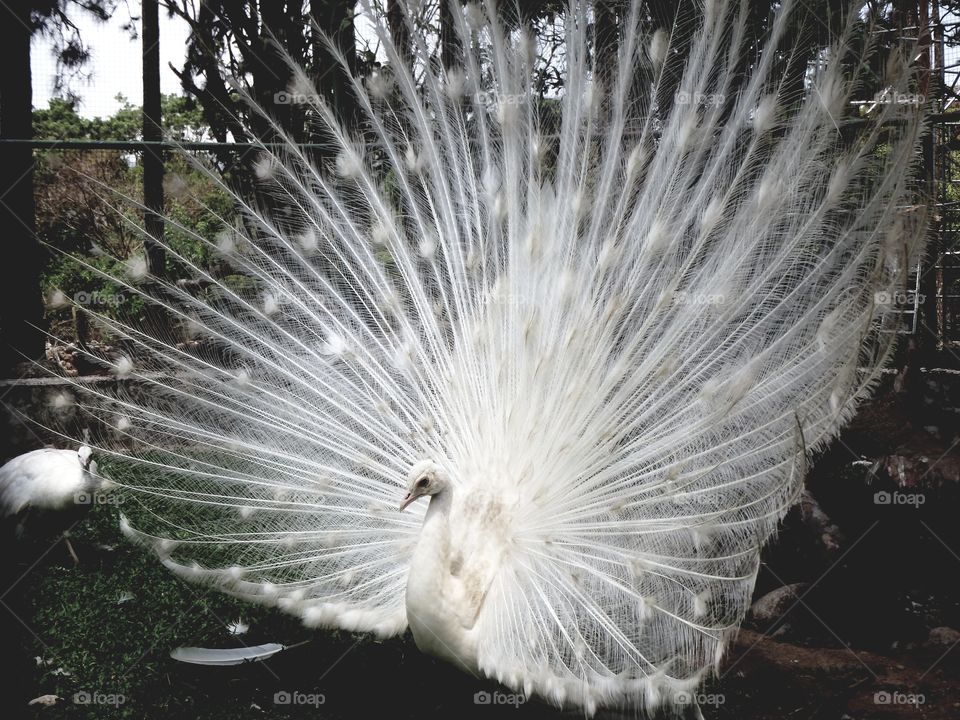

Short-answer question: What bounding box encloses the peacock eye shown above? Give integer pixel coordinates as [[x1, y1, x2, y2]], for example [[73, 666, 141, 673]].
[[416, 477, 429, 488]]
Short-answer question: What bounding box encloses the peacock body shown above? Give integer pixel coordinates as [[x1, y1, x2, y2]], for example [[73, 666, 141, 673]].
[[0, 446, 100, 542], [60, 0, 927, 715], [0, 446, 97, 519]]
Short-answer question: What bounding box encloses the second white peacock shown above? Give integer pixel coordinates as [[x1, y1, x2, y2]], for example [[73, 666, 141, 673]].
[[63, 0, 927, 715], [0, 446, 101, 562]]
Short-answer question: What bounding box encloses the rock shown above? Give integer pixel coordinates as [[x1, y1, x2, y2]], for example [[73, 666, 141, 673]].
[[748, 582, 809, 627], [924, 626, 960, 647]]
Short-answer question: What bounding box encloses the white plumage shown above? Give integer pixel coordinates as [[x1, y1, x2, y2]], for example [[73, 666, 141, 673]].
[[0, 446, 98, 521], [60, 0, 927, 715], [0, 446, 101, 563]]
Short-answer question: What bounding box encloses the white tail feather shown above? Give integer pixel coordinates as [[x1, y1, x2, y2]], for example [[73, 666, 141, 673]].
[[54, 0, 927, 715]]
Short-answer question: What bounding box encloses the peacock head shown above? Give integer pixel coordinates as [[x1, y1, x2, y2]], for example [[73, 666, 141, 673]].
[[77, 445, 94, 472], [399, 460, 449, 511]]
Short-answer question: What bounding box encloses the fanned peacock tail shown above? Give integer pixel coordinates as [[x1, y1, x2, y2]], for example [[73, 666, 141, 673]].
[[50, 0, 927, 715]]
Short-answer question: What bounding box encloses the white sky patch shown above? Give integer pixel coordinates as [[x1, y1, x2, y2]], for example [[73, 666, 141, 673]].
[[31, 4, 190, 119], [30, 5, 391, 122]]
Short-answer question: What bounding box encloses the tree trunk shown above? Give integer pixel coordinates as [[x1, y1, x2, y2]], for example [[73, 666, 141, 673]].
[[142, 0, 165, 278], [387, 0, 411, 65], [142, 0, 169, 344], [311, 0, 358, 138], [594, 1, 618, 82], [0, 0, 44, 374], [439, 0, 457, 69]]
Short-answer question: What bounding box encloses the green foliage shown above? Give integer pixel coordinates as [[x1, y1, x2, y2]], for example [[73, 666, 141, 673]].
[[34, 97, 139, 141], [22, 499, 302, 718], [42, 253, 147, 325], [34, 96, 235, 342], [161, 156, 236, 270], [34, 94, 208, 141]]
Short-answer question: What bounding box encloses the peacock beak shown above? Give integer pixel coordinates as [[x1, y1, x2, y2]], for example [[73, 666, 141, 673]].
[[399, 492, 416, 512]]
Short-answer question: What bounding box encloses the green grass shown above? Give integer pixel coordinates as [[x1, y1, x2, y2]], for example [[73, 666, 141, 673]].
[[12, 500, 565, 719]]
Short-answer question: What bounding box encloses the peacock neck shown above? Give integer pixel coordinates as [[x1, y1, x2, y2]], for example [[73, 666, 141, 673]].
[[410, 487, 454, 573], [423, 486, 453, 526], [406, 482, 482, 671]]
